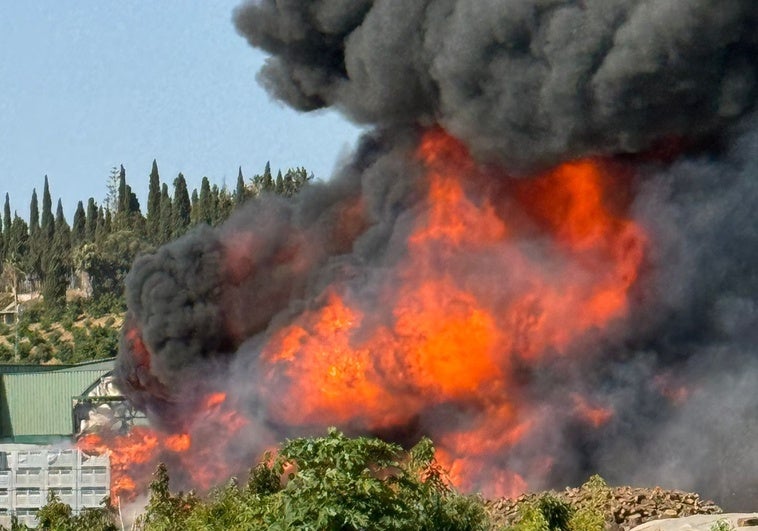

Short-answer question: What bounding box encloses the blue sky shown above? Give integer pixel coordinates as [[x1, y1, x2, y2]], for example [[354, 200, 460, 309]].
[[0, 2, 363, 221]]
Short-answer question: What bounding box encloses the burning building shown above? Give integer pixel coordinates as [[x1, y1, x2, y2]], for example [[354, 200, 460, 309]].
[[0, 359, 139, 527], [112, 0, 758, 510]]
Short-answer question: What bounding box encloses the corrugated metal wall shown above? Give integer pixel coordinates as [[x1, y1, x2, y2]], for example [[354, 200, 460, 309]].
[[0, 370, 110, 438]]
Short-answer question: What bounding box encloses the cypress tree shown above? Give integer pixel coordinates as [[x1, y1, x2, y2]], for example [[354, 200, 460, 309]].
[[0, 193, 8, 262], [158, 183, 173, 244], [85, 198, 98, 242], [8, 215, 29, 266], [199, 176, 212, 225], [29, 189, 39, 237], [42, 200, 71, 313], [54, 199, 71, 247], [2, 194, 10, 260], [72, 201, 86, 245], [275, 170, 284, 195], [210, 185, 220, 220], [27, 189, 43, 282], [190, 189, 199, 225], [172, 173, 191, 237], [235, 167, 247, 206], [117, 164, 127, 214], [122, 183, 143, 233], [95, 206, 107, 243], [262, 161, 273, 192], [3, 193, 10, 241], [146, 159, 161, 241], [41, 175, 54, 241]]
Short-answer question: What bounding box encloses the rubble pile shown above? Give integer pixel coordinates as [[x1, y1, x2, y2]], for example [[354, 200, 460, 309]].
[[487, 476, 722, 530]]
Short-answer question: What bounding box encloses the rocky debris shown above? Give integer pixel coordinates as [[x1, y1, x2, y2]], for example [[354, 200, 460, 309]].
[[487, 477, 722, 530]]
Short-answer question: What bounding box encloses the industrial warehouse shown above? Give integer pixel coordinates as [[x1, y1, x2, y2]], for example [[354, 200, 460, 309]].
[[0, 358, 138, 528]]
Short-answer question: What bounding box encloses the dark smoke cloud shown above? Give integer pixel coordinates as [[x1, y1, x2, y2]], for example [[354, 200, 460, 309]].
[[114, 0, 758, 510], [234, 0, 758, 172]]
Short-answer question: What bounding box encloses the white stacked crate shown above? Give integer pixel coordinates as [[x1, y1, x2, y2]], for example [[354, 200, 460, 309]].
[[0, 446, 110, 528]]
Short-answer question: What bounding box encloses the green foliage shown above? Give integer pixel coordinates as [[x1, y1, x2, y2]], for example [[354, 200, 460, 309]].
[[507, 494, 572, 531], [31, 490, 117, 531], [565, 475, 609, 531], [0, 161, 316, 366], [198, 176, 213, 225], [171, 173, 191, 237], [133, 430, 491, 531], [70, 324, 119, 362], [247, 454, 280, 496], [29, 189, 40, 237], [37, 490, 73, 529], [41, 175, 54, 241], [710, 520, 734, 531], [146, 159, 162, 243], [133, 463, 198, 531], [75, 229, 148, 305], [72, 201, 86, 245], [504, 487, 605, 531], [3, 193, 12, 240], [235, 167, 248, 206], [85, 198, 98, 243]]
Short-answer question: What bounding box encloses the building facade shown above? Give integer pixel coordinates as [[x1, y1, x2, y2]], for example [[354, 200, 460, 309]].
[[0, 359, 130, 528]]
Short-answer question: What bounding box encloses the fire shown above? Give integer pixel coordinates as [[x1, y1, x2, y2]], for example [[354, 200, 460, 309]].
[[77, 391, 249, 502], [571, 394, 615, 428], [256, 129, 646, 497], [106, 128, 646, 500]]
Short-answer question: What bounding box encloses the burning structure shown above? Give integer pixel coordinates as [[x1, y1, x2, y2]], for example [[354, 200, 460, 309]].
[[0, 359, 130, 527], [111, 0, 758, 510]]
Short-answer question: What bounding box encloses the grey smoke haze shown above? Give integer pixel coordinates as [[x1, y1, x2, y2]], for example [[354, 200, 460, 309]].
[[234, 0, 758, 172], [115, 0, 758, 510]]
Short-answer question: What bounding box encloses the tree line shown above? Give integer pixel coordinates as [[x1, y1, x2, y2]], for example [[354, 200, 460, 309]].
[[0, 160, 313, 314]]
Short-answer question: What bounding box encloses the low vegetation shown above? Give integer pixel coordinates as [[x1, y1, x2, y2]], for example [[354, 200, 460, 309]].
[[0, 430, 621, 531], [0, 296, 121, 364]]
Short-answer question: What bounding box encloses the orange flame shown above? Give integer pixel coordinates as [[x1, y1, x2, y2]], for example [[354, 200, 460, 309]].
[[98, 128, 647, 500], [255, 129, 647, 497], [77, 392, 249, 502], [571, 393, 615, 428]]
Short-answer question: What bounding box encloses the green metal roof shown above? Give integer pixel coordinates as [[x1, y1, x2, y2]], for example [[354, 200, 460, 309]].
[[0, 364, 68, 374], [0, 368, 112, 440], [0, 357, 116, 375]]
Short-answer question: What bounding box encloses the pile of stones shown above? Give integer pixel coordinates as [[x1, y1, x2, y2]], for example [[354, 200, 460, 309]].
[[487, 477, 723, 530]]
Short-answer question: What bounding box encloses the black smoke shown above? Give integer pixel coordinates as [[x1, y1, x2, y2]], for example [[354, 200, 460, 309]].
[[115, 0, 758, 509], [234, 0, 758, 172]]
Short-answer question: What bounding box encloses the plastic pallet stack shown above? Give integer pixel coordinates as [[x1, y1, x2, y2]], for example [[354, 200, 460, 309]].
[[0, 446, 109, 528]]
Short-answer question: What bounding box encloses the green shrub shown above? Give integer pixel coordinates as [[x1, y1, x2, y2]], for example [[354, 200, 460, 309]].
[[505, 487, 605, 531], [140, 430, 491, 531], [0, 344, 13, 361], [33, 490, 117, 531]]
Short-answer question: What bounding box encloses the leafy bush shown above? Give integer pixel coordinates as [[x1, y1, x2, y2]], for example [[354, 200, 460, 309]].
[[504, 485, 605, 531], [72, 325, 119, 361], [138, 429, 491, 531], [132, 463, 198, 531]]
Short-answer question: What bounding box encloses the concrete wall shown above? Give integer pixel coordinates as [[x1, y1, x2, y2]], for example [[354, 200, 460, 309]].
[[0, 445, 109, 528]]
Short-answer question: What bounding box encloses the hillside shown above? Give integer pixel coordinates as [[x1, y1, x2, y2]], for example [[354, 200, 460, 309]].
[[0, 292, 122, 364]]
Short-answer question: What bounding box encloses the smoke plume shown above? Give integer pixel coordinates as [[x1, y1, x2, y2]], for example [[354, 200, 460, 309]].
[[235, 0, 757, 172], [114, 0, 758, 509]]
